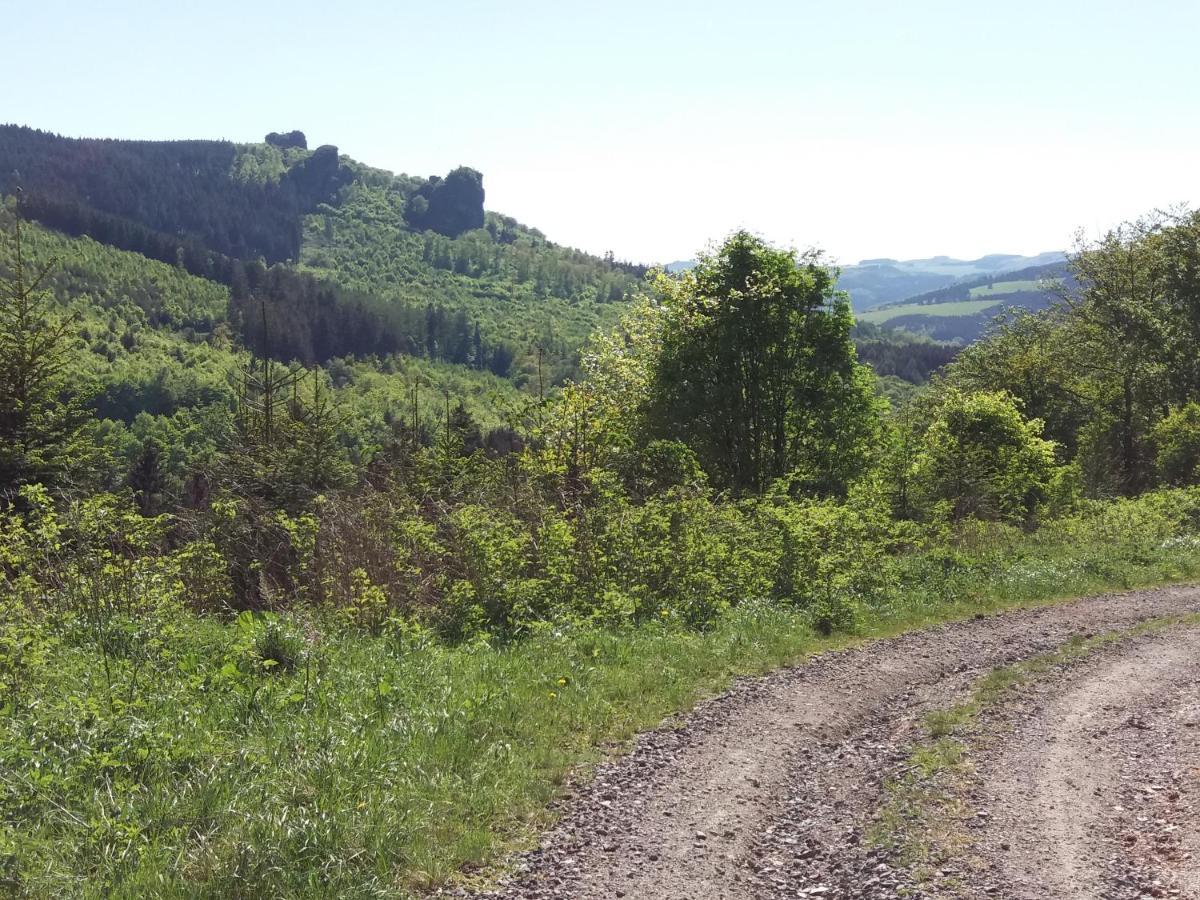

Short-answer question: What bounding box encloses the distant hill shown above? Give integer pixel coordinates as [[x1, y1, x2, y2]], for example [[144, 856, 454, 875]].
[[837, 251, 1066, 311], [660, 251, 1066, 312], [856, 261, 1070, 342], [0, 125, 647, 386], [0, 125, 350, 264]]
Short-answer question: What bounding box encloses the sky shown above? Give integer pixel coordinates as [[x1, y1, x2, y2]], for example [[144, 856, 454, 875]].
[[6, 0, 1199, 266]]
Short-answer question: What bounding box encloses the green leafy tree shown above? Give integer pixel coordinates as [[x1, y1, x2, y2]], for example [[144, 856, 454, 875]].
[[1155, 210, 1200, 404], [913, 389, 1057, 523], [943, 210, 1200, 498], [0, 216, 96, 496], [945, 307, 1092, 455], [1152, 402, 1200, 487], [536, 296, 667, 483], [647, 231, 879, 496], [1064, 215, 1174, 495]]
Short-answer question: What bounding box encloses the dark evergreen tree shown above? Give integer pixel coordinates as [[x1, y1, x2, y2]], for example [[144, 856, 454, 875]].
[[0, 216, 98, 496], [265, 130, 307, 150], [129, 438, 166, 515]]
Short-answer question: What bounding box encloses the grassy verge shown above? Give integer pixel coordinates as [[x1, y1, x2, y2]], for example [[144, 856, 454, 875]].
[[868, 612, 1200, 888], [3, 532, 1200, 897]]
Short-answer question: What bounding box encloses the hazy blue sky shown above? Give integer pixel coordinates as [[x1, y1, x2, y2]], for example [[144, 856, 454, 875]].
[[8, 0, 1199, 265]]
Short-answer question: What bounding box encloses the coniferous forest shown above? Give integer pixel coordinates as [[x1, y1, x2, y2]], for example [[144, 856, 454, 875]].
[[2, 127, 1200, 897]]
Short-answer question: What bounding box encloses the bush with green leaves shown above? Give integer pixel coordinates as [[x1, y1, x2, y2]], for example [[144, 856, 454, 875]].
[[1153, 402, 1200, 487], [757, 488, 900, 634], [911, 389, 1058, 524]]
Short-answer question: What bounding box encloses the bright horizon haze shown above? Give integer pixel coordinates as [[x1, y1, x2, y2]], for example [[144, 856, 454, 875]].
[[8, 0, 1199, 266]]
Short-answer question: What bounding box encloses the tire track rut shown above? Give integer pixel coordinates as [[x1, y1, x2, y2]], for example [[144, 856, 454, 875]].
[[450, 586, 1200, 900], [968, 627, 1200, 899]]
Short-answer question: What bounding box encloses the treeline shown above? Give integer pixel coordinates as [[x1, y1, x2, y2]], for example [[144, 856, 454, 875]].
[[230, 259, 516, 374], [14, 188, 249, 284], [944, 210, 1200, 496], [0, 126, 349, 263], [853, 322, 959, 383]]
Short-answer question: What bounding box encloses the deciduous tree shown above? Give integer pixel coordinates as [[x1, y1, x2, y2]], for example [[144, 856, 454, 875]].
[[646, 232, 880, 496]]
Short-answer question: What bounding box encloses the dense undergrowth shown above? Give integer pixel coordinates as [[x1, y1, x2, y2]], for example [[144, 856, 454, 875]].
[[2, 483, 1199, 897]]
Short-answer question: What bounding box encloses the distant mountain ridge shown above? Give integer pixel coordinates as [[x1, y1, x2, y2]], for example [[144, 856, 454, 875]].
[[856, 260, 1070, 343], [837, 251, 1066, 311], [662, 251, 1067, 311], [876, 260, 1070, 310]]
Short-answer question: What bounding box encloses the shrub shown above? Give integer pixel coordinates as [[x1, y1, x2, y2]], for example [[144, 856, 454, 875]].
[[912, 390, 1057, 524], [441, 504, 537, 637], [619, 439, 707, 499], [1153, 402, 1200, 487], [758, 494, 897, 633]]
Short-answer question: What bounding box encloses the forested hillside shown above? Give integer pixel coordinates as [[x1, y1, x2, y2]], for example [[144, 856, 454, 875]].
[[298, 173, 645, 385], [0, 126, 344, 264], [0, 126, 644, 383], [0, 210, 525, 506]]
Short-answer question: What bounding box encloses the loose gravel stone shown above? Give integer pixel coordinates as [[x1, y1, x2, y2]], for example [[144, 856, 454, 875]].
[[442, 586, 1200, 900]]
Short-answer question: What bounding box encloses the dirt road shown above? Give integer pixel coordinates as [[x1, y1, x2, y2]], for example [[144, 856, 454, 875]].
[[457, 586, 1200, 900]]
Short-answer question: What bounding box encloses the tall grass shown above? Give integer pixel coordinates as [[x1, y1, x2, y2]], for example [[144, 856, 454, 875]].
[[2, 496, 1200, 897]]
